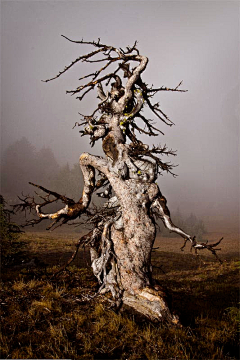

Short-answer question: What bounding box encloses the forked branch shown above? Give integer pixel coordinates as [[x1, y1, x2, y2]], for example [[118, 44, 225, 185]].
[[191, 237, 224, 263]]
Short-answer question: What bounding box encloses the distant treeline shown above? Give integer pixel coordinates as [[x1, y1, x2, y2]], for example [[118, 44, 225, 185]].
[[1, 137, 84, 202]]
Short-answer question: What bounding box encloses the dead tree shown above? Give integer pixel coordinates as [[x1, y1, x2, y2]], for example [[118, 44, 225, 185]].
[[14, 38, 223, 323]]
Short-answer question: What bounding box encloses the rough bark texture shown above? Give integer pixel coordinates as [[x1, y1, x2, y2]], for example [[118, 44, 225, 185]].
[[14, 39, 223, 323]]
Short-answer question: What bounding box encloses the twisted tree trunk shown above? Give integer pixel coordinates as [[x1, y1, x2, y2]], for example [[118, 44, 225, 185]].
[[79, 145, 181, 323], [15, 38, 223, 323]]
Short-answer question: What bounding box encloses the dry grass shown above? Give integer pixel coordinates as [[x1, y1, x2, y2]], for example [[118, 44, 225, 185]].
[[0, 231, 239, 359], [21, 231, 80, 253]]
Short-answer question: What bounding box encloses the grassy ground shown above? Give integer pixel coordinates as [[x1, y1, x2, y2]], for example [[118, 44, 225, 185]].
[[0, 231, 239, 359]]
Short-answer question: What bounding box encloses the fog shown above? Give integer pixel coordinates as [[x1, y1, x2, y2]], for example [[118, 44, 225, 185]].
[[1, 1, 239, 232]]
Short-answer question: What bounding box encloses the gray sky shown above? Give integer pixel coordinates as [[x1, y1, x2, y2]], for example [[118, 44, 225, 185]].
[[1, 1, 239, 230]]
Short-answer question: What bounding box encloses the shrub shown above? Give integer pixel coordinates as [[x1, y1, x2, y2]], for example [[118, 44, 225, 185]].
[[0, 195, 23, 265]]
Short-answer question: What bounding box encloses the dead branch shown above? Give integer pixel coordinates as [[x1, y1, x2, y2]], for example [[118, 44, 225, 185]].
[[137, 114, 165, 136], [13, 182, 86, 230], [29, 182, 74, 205], [147, 81, 188, 95], [145, 97, 175, 126], [192, 237, 224, 263], [42, 48, 106, 83]]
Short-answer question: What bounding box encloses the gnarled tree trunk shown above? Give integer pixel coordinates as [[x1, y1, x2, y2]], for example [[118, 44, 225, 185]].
[[15, 38, 223, 323]]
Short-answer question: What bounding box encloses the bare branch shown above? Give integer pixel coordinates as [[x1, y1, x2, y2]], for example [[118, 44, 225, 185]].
[[67, 72, 115, 95], [76, 86, 94, 101], [29, 182, 74, 205], [136, 114, 165, 136], [128, 143, 177, 175], [192, 237, 224, 263], [147, 81, 188, 94], [42, 48, 106, 83], [60, 35, 110, 49], [145, 97, 175, 126]]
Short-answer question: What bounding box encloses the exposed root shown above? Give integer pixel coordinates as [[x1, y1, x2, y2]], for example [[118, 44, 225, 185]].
[[122, 287, 179, 325]]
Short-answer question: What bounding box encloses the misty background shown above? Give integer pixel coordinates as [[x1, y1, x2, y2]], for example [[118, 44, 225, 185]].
[[1, 1, 239, 233]]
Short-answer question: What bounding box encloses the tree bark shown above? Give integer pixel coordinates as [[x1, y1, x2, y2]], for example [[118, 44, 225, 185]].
[[81, 151, 180, 323]]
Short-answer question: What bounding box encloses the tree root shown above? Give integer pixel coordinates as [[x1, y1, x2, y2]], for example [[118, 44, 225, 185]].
[[122, 287, 179, 325]]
